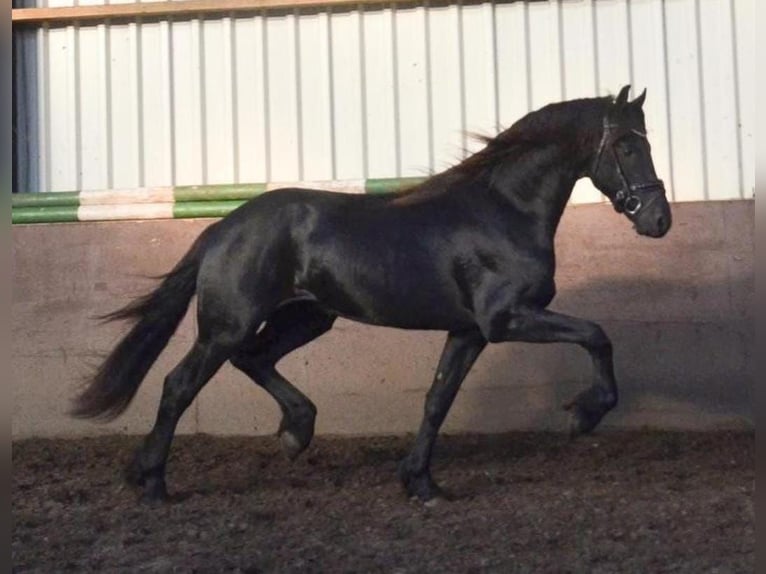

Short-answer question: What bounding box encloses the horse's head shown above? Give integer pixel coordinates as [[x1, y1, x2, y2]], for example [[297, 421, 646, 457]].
[[588, 85, 671, 238]]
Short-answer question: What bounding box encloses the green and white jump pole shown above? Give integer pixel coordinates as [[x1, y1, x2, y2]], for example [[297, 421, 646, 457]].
[[11, 177, 426, 224]]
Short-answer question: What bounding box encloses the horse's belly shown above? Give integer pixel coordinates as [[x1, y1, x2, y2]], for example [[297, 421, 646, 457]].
[[335, 301, 474, 331], [297, 272, 474, 331]]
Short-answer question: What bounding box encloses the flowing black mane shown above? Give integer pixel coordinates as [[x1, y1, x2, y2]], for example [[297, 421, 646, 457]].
[[393, 96, 612, 204]]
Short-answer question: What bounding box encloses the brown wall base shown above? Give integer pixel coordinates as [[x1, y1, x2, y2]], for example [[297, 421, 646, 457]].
[[12, 200, 754, 438]]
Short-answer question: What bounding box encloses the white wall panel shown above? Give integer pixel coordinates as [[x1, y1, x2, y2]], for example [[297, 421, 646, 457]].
[[461, 2, 499, 154], [33, 0, 754, 202], [394, 6, 429, 177], [265, 13, 300, 181], [428, 3, 463, 172], [330, 9, 365, 179], [298, 11, 334, 180], [560, 0, 596, 101], [494, 1, 530, 131], [45, 21, 79, 190], [171, 19, 204, 185], [698, 0, 739, 201], [108, 20, 142, 189], [139, 19, 174, 186], [203, 17, 237, 184], [362, 7, 398, 177], [561, 0, 601, 204], [733, 0, 754, 198], [663, 0, 705, 201], [527, 0, 562, 110], [629, 0, 672, 200], [77, 21, 109, 191], [594, 0, 630, 96], [232, 15, 269, 184]]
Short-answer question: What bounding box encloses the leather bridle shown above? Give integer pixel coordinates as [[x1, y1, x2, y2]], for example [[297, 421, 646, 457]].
[[591, 116, 666, 216]]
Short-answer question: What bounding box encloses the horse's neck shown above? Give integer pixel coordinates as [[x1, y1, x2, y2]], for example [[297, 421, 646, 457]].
[[489, 144, 582, 239]]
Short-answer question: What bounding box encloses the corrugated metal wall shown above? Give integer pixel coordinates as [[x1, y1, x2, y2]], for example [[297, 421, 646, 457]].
[[31, 0, 753, 203]]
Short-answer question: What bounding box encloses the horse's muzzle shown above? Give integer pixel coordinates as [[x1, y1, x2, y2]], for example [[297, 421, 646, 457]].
[[633, 188, 672, 238]]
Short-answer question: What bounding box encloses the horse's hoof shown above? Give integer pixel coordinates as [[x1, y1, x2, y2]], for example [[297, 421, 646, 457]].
[[138, 490, 169, 506], [279, 430, 306, 461], [410, 485, 452, 505], [139, 475, 170, 506], [277, 410, 315, 460], [420, 490, 451, 507], [399, 462, 451, 503], [565, 403, 604, 437], [563, 387, 615, 437], [567, 408, 589, 438]]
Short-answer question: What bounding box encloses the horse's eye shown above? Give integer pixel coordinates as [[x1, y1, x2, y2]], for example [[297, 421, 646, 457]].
[[621, 145, 634, 157]]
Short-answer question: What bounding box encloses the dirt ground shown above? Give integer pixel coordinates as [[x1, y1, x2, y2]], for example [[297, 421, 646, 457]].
[[13, 430, 753, 573]]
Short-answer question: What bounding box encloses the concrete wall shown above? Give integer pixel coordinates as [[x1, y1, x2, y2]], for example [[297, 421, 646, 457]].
[[12, 200, 754, 438]]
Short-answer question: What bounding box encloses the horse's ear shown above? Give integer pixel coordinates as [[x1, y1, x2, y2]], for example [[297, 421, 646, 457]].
[[615, 85, 631, 106], [632, 87, 647, 108]]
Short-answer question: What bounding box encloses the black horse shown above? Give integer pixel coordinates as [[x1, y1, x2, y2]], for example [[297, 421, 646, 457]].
[[74, 85, 671, 503]]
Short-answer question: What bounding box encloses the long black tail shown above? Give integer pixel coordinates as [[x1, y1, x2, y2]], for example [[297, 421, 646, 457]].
[[72, 237, 206, 420]]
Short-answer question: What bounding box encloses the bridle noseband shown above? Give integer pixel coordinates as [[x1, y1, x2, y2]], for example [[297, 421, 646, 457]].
[[591, 117, 665, 216]]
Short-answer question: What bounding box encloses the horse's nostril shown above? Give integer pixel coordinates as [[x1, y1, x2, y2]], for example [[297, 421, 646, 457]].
[[656, 215, 666, 230]]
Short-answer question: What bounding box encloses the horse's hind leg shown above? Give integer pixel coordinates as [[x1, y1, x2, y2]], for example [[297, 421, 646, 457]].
[[231, 300, 336, 460], [126, 338, 229, 502], [399, 328, 486, 502]]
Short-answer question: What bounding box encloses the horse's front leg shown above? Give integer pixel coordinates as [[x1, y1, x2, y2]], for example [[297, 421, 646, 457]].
[[485, 307, 618, 435], [399, 328, 486, 502]]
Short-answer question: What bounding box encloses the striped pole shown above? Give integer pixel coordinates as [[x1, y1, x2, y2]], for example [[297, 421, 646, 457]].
[[11, 177, 425, 224]]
